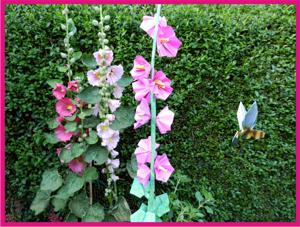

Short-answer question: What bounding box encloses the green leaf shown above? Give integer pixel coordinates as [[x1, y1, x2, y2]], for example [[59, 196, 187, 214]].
[[71, 142, 87, 159], [82, 203, 105, 222], [205, 206, 214, 214], [130, 177, 145, 198], [83, 167, 98, 182], [64, 172, 85, 195], [77, 86, 101, 104], [65, 214, 78, 222], [84, 145, 108, 165], [44, 133, 59, 144], [73, 51, 82, 61], [40, 169, 63, 192], [68, 192, 89, 218], [58, 66, 68, 73], [30, 190, 51, 215], [126, 153, 137, 179], [111, 197, 131, 222], [65, 122, 77, 132], [85, 130, 98, 145], [117, 76, 133, 87], [55, 185, 72, 200], [47, 79, 63, 88], [59, 149, 73, 163], [202, 189, 213, 200], [51, 196, 67, 212], [82, 53, 97, 69], [110, 106, 135, 131], [65, 114, 77, 121], [195, 191, 204, 203], [154, 193, 170, 217], [83, 116, 101, 128], [47, 118, 59, 129], [130, 205, 146, 222]]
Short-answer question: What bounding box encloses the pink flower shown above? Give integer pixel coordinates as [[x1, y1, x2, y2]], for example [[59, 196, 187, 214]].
[[96, 120, 114, 139], [157, 26, 182, 58], [106, 65, 124, 85], [68, 157, 86, 175], [101, 130, 120, 150], [156, 106, 175, 134], [56, 116, 64, 123], [56, 148, 62, 156], [55, 98, 77, 117], [134, 98, 151, 129], [140, 14, 167, 38], [130, 56, 151, 81], [87, 68, 105, 87], [111, 174, 119, 182], [106, 114, 116, 122], [110, 150, 119, 158], [154, 154, 174, 182], [52, 83, 66, 100], [137, 164, 151, 186], [132, 78, 151, 102], [108, 99, 121, 113], [111, 159, 120, 169], [55, 124, 74, 142], [151, 71, 173, 100], [93, 49, 113, 66], [67, 80, 78, 92], [134, 136, 159, 164], [92, 103, 100, 117], [113, 85, 124, 99]]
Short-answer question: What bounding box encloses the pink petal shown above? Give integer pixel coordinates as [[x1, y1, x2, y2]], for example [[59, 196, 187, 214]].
[[132, 78, 151, 102], [68, 158, 86, 175], [52, 83, 66, 100], [154, 154, 174, 182], [140, 15, 167, 37], [130, 55, 151, 80], [55, 124, 73, 142], [137, 164, 151, 186], [156, 106, 174, 134], [134, 98, 151, 129]]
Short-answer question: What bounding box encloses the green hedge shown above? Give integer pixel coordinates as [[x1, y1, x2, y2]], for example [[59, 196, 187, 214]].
[[5, 4, 295, 221]]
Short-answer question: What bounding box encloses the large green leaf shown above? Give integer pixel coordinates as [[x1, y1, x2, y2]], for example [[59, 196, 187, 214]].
[[82, 203, 105, 222], [83, 116, 102, 128], [83, 166, 99, 182], [47, 118, 59, 129], [71, 142, 87, 158], [85, 130, 98, 145], [126, 153, 137, 179], [47, 79, 63, 88], [44, 133, 59, 145], [82, 53, 97, 69], [40, 169, 63, 192], [65, 122, 77, 132], [51, 196, 67, 212], [117, 76, 133, 87], [30, 190, 51, 215], [154, 193, 170, 217], [68, 192, 89, 218], [111, 197, 131, 222], [130, 203, 155, 222], [110, 106, 135, 131], [84, 145, 108, 165], [130, 177, 145, 199], [77, 86, 101, 104], [64, 172, 85, 195]]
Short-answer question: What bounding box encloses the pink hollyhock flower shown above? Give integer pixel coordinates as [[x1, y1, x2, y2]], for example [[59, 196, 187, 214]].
[[101, 130, 120, 150], [134, 98, 151, 129], [93, 49, 113, 66], [87, 68, 105, 87], [56, 116, 64, 123], [156, 106, 175, 134], [108, 99, 121, 113], [106, 114, 115, 122], [67, 80, 78, 92], [55, 98, 77, 117], [113, 85, 124, 99], [137, 163, 151, 186], [92, 103, 100, 117], [132, 78, 151, 102], [111, 159, 120, 169], [130, 56, 151, 80], [55, 124, 73, 142], [134, 136, 159, 164], [157, 26, 182, 58], [96, 120, 114, 139], [154, 154, 174, 182], [68, 157, 86, 175], [140, 14, 167, 38], [106, 65, 123, 85], [111, 174, 119, 182], [110, 150, 119, 158], [52, 83, 66, 100], [151, 71, 173, 100]]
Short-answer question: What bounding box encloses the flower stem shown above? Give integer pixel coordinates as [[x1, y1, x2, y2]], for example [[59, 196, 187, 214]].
[[64, 5, 71, 82], [89, 163, 93, 205], [99, 5, 105, 49]]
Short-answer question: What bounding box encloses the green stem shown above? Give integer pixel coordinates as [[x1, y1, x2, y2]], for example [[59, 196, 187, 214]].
[[99, 5, 105, 49], [64, 5, 71, 82]]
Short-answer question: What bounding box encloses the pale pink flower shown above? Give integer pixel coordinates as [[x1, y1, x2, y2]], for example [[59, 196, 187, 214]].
[[111, 159, 120, 169], [52, 83, 66, 100], [67, 80, 78, 92], [134, 98, 151, 129], [151, 70, 173, 100], [140, 14, 167, 38], [55, 124, 73, 142], [132, 78, 151, 102], [113, 85, 124, 99], [110, 150, 119, 158], [137, 164, 151, 186], [92, 103, 100, 117], [93, 49, 113, 66], [134, 136, 159, 165], [111, 174, 119, 182], [106, 65, 123, 85], [154, 154, 174, 182], [108, 99, 121, 113], [157, 26, 182, 58], [101, 130, 120, 151], [130, 55, 151, 80], [68, 157, 86, 175], [156, 106, 175, 134], [55, 98, 76, 117], [96, 120, 114, 139], [87, 68, 105, 87], [106, 114, 116, 122]]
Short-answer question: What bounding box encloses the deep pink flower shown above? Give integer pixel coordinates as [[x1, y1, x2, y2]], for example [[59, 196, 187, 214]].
[[140, 15, 167, 38], [52, 83, 66, 100], [93, 49, 113, 66], [156, 106, 175, 134], [151, 71, 173, 100], [67, 80, 78, 92], [108, 99, 121, 113], [154, 154, 174, 182], [55, 124, 74, 142], [130, 56, 151, 81], [101, 130, 120, 151], [134, 98, 151, 129], [137, 164, 151, 186], [55, 98, 77, 117], [134, 136, 159, 164], [106, 65, 123, 85], [132, 78, 151, 102], [157, 26, 182, 58], [56, 116, 64, 123], [68, 157, 86, 175], [87, 68, 105, 87]]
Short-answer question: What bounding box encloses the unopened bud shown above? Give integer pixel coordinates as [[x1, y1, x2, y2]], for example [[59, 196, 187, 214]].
[[104, 25, 110, 31], [60, 24, 66, 30], [60, 52, 67, 58], [104, 15, 110, 21], [92, 20, 99, 26]]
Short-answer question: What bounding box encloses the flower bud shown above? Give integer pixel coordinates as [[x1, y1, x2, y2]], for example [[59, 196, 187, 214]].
[[78, 138, 83, 142], [82, 133, 87, 138], [92, 20, 99, 26], [60, 24, 66, 30], [93, 6, 100, 12], [103, 39, 109, 44], [104, 15, 110, 21], [60, 52, 67, 58], [68, 48, 74, 54], [104, 25, 110, 31], [78, 125, 83, 129], [64, 38, 69, 44], [62, 8, 69, 15], [69, 31, 75, 37], [70, 58, 75, 64], [67, 18, 73, 24]]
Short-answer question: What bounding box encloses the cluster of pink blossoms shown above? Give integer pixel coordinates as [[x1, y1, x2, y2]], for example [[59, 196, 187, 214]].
[[130, 15, 181, 186]]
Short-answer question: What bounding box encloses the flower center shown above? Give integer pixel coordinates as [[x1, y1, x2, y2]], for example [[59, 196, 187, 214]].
[[101, 125, 109, 131], [60, 88, 64, 93], [67, 105, 73, 111], [158, 165, 168, 173], [136, 65, 145, 70], [95, 71, 101, 78], [160, 38, 169, 44], [154, 79, 165, 89], [109, 138, 113, 143]]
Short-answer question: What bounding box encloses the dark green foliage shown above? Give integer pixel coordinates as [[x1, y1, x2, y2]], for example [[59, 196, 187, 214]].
[[5, 4, 295, 222]]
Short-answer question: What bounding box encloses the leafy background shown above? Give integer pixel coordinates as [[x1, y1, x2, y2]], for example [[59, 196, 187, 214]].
[[5, 4, 295, 221]]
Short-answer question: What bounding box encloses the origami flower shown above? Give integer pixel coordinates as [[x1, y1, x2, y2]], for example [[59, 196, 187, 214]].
[[108, 99, 121, 113], [96, 120, 114, 139], [55, 124, 74, 142], [101, 130, 120, 150], [140, 14, 167, 38], [134, 98, 151, 129], [156, 106, 175, 134], [154, 154, 174, 182], [106, 65, 124, 85], [52, 83, 66, 100], [151, 70, 173, 100], [93, 49, 113, 66], [157, 26, 182, 58], [134, 136, 159, 164], [137, 163, 151, 186], [68, 157, 86, 175], [113, 85, 124, 99], [87, 68, 105, 87], [132, 78, 151, 102], [67, 80, 78, 92], [55, 98, 76, 117], [130, 55, 151, 81]]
